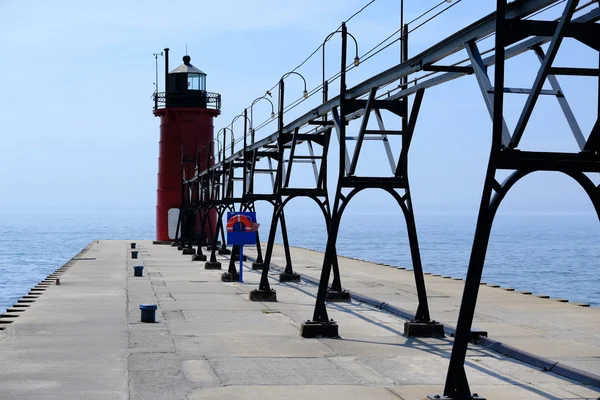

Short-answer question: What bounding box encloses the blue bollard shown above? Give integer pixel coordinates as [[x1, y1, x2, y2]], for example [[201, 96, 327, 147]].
[[130, 243, 136, 249], [133, 266, 144, 277], [139, 304, 157, 323], [131, 250, 138, 259]]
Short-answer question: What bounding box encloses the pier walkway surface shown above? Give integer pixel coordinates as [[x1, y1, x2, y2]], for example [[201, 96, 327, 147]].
[[245, 245, 600, 375], [0, 240, 598, 399]]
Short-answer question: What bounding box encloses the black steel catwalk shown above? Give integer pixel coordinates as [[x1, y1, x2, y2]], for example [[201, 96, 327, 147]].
[[170, 1, 600, 398]]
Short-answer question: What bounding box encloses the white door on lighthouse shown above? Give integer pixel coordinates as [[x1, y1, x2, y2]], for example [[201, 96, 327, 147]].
[[167, 208, 180, 240]]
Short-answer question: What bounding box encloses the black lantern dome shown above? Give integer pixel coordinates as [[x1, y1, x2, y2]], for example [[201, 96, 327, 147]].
[[169, 55, 207, 92], [160, 55, 221, 110]]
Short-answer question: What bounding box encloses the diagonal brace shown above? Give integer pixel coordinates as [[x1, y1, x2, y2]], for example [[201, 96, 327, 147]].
[[284, 128, 299, 188], [349, 88, 378, 176], [373, 109, 397, 174], [466, 41, 512, 146], [533, 46, 587, 150], [510, 0, 579, 149]]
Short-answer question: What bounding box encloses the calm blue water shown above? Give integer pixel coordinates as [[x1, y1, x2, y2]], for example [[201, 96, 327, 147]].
[[0, 212, 154, 314], [1, 211, 598, 313]]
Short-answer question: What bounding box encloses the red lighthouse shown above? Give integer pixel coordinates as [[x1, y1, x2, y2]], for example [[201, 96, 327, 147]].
[[153, 49, 221, 241]]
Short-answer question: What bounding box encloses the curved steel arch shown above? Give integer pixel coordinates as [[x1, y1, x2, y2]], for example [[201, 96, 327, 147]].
[[241, 199, 276, 210], [256, 194, 332, 293], [332, 186, 413, 222], [488, 169, 600, 220], [279, 194, 331, 224], [310, 185, 432, 323]]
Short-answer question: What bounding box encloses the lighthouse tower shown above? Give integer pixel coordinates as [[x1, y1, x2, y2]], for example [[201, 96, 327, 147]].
[[153, 49, 221, 241]]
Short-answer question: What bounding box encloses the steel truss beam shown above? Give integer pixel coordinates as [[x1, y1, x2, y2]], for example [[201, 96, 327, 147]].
[[438, 1, 600, 398], [307, 85, 438, 328], [192, 0, 565, 172], [299, 22, 443, 339], [251, 78, 344, 300]]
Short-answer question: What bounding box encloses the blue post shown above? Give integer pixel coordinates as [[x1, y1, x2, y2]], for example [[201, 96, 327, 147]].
[[239, 245, 244, 283]]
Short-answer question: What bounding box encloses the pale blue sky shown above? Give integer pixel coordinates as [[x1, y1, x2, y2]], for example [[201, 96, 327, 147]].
[[0, 0, 598, 217]]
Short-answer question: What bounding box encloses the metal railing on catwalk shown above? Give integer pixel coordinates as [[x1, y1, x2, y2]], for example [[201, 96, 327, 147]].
[[155, 1, 600, 399]]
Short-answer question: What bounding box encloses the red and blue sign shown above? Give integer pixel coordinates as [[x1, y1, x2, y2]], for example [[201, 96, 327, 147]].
[[226, 212, 259, 245]]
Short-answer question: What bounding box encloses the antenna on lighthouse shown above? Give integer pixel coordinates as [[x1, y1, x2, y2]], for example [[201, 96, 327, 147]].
[[152, 51, 164, 107], [153, 51, 164, 88]]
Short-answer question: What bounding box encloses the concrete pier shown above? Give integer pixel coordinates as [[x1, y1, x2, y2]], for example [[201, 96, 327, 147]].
[[0, 240, 599, 399]]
